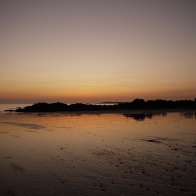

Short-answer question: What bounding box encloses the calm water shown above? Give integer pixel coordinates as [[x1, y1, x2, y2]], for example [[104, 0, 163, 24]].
[[0, 104, 32, 113], [0, 108, 196, 195]]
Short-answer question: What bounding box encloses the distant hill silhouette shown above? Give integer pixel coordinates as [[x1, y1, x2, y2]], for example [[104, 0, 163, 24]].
[[11, 98, 196, 113]]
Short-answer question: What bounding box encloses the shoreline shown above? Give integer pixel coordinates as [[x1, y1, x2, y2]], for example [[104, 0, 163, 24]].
[[6, 108, 196, 115]]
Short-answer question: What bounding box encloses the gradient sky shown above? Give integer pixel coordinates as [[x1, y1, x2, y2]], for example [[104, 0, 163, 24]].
[[0, 0, 196, 103]]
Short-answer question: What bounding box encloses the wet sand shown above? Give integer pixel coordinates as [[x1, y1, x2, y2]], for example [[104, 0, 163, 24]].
[[0, 112, 196, 195]]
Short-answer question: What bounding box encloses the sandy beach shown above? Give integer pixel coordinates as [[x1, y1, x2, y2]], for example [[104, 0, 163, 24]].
[[0, 111, 196, 195]]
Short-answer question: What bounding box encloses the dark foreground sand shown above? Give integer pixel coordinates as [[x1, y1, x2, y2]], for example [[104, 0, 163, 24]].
[[0, 111, 196, 195]]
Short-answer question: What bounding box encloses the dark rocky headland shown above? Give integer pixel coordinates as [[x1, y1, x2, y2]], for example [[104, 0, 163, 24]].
[[9, 99, 196, 113]]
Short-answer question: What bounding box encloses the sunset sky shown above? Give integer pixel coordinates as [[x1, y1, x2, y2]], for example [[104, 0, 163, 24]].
[[0, 0, 196, 103]]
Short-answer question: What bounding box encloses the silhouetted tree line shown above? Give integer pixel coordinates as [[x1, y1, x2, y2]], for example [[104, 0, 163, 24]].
[[117, 99, 196, 110], [14, 98, 196, 113]]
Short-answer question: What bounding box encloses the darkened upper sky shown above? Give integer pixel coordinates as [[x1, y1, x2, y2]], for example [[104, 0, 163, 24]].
[[0, 0, 196, 103]]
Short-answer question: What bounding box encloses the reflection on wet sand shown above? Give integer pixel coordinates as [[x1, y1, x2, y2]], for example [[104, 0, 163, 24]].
[[0, 122, 45, 130], [0, 112, 196, 195], [181, 112, 196, 119], [123, 112, 167, 121]]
